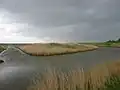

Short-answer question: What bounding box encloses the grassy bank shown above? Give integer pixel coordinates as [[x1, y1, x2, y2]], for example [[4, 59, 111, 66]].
[[84, 39, 120, 47], [19, 43, 98, 56], [82, 42, 120, 47], [102, 42, 120, 47], [0, 45, 6, 53], [28, 61, 120, 90]]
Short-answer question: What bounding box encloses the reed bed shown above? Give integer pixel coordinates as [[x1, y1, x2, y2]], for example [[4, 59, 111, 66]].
[[27, 61, 120, 90], [87, 61, 120, 90], [19, 43, 98, 56], [28, 67, 85, 90]]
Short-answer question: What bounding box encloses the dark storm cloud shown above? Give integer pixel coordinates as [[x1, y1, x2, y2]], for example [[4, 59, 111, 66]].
[[0, 0, 120, 42]]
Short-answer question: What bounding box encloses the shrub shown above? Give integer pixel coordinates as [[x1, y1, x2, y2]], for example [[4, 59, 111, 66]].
[[104, 75, 120, 90]]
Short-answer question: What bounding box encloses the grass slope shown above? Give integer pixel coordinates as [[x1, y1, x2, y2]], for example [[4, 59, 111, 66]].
[[82, 42, 120, 47], [0, 45, 6, 53]]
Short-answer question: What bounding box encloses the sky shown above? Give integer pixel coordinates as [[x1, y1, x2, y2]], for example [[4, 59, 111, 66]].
[[0, 0, 120, 43]]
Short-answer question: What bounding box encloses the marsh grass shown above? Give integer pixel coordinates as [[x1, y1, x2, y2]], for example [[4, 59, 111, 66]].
[[104, 75, 120, 90], [27, 61, 120, 90], [28, 67, 85, 90], [19, 43, 98, 56], [85, 61, 120, 90]]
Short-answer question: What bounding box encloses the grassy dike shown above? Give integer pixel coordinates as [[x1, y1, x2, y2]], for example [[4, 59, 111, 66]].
[[28, 61, 120, 90], [93, 42, 120, 47], [18, 43, 98, 56], [83, 39, 120, 47], [80, 42, 120, 48], [0, 45, 6, 53]]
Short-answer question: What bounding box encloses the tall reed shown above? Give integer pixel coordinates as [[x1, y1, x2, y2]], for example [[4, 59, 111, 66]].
[[27, 61, 120, 90]]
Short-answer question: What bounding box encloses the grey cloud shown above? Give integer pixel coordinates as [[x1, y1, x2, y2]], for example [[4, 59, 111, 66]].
[[0, 0, 120, 42], [1, 0, 114, 27]]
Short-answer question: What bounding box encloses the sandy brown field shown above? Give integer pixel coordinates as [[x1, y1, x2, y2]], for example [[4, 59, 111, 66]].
[[19, 43, 98, 56]]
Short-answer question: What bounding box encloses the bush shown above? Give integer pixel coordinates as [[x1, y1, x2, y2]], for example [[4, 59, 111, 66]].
[[117, 38, 120, 42], [104, 75, 120, 90]]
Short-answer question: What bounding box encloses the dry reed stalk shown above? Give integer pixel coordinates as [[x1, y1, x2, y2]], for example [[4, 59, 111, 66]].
[[27, 67, 85, 90], [27, 61, 120, 90]]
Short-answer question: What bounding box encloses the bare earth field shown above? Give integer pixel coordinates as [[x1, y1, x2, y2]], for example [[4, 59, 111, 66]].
[[18, 43, 98, 56]]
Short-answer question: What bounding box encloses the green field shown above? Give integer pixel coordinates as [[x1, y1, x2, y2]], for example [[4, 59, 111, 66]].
[[83, 42, 120, 47], [81, 41, 120, 47]]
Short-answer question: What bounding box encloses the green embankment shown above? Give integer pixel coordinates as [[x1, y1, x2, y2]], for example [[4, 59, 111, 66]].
[[0, 45, 6, 52]]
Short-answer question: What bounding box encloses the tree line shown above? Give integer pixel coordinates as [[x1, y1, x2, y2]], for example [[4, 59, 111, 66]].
[[107, 38, 120, 43]]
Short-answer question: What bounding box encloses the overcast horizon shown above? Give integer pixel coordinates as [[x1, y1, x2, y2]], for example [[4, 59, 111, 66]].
[[0, 0, 120, 43]]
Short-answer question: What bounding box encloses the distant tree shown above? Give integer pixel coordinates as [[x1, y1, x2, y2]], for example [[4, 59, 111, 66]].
[[107, 40, 114, 43], [117, 38, 120, 42], [111, 40, 116, 43], [106, 40, 111, 43]]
